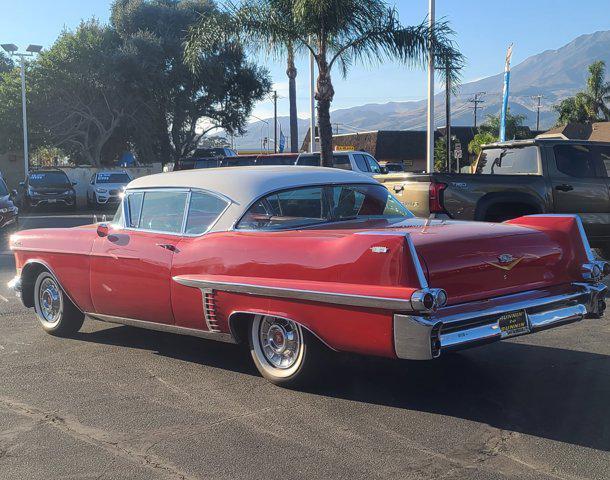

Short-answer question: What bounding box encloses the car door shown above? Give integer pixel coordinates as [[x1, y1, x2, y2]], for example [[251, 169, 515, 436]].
[[169, 190, 231, 330], [90, 189, 188, 324], [549, 143, 610, 240]]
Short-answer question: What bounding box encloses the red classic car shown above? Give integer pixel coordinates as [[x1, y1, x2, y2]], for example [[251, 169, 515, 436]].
[[8, 166, 609, 386]]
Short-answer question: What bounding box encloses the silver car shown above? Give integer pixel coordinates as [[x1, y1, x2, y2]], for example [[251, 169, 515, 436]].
[[86, 171, 132, 207]]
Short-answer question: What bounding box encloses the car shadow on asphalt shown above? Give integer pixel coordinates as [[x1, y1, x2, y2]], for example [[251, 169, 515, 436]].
[[74, 324, 610, 453]]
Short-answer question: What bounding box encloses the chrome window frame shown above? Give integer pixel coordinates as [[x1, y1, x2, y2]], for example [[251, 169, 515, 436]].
[[113, 187, 232, 237], [232, 181, 414, 232]]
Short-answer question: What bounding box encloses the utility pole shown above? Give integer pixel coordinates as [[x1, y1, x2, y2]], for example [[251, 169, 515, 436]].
[[426, 0, 435, 173], [469, 92, 485, 128], [273, 90, 278, 153], [445, 60, 451, 173], [533, 94, 543, 131]]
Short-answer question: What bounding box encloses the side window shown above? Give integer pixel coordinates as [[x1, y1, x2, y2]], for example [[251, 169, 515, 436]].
[[332, 154, 352, 170], [598, 146, 610, 177], [476, 146, 540, 175], [353, 154, 370, 172], [365, 155, 382, 174], [185, 191, 228, 235], [126, 192, 144, 228], [554, 145, 597, 178], [237, 187, 328, 230], [138, 191, 188, 233]]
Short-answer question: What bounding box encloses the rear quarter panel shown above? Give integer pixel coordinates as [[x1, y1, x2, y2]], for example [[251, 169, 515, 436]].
[[171, 230, 421, 357]]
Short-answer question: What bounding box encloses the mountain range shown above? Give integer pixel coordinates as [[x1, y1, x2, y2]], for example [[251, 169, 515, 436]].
[[235, 30, 610, 150]]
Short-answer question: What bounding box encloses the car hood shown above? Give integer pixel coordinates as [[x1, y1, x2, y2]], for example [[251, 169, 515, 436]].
[[94, 183, 127, 190]]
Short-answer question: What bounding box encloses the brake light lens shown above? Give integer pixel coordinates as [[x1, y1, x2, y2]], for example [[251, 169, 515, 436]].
[[429, 182, 447, 214]]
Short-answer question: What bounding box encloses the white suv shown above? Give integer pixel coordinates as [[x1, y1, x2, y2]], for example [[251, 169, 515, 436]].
[[295, 151, 385, 177], [87, 171, 132, 207]]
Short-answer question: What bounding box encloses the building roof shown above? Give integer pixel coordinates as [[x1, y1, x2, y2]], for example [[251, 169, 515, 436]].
[[126, 165, 376, 206], [542, 122, 610, 142]]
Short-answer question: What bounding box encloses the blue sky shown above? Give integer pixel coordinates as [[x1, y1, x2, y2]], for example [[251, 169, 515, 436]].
[[1, 0, 609, 120]]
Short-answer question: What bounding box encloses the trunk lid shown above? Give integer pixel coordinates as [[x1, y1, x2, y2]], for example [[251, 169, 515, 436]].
[[406, 220, 576, 304]]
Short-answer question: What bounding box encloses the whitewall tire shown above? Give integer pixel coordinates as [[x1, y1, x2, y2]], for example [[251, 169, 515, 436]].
[[34, 271, 84, 336]]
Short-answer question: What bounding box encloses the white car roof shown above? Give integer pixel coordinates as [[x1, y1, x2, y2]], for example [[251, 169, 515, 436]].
[[126, 166, 377, 205]]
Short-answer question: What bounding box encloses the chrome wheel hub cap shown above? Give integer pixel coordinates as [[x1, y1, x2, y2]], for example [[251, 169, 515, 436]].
[[39, 278, 61, 323], [259, 317, 301, 369]]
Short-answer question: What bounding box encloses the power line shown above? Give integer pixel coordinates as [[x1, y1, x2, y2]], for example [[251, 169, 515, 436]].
[[532, 94, 543, 131]]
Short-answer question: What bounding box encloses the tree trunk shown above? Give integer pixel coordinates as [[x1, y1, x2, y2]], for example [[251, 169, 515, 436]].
[[315, 56, 335, 168], [286, 44, 298, 153]]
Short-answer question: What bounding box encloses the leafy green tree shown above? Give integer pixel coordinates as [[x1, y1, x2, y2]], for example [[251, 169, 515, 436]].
[[479, 111, 528, 140], [28, 20, 147, 166], [186, 0, 463, 167], [553, 61, 610, 126], [468, 132, 497, 158], [111, 0, 271, 162], [0, 52, 14, 74], [553, 93, 591, 126]]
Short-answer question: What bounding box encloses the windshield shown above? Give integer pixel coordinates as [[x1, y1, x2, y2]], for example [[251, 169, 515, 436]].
[[193, 148, 227, 157], [237, 183, 412, 230], [96, 173, 131, 184], [29, 172, 71, 188]]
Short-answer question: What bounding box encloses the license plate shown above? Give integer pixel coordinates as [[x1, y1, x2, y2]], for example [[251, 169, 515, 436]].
[[498, 310, 530, 338], [47, 198, 57, 203]]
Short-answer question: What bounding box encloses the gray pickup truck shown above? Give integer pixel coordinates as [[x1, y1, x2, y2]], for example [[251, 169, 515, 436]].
[[379, 138, 610, 256]]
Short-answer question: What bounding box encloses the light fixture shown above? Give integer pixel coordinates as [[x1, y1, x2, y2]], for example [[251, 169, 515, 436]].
[[1, 43, 18, 53]]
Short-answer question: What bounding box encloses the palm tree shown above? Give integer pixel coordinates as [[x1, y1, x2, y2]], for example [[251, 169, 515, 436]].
[[582, 61, 610, 121], [185, 0, 463, 167], [286, 41, 298, 153]]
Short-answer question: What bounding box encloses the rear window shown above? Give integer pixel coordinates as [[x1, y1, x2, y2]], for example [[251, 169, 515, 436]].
[[476, 146, 540, 175], [554, 145, 597, 178], [296, 153, 351, 170]]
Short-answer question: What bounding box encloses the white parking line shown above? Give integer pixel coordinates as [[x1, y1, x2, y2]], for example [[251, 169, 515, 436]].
[[0, 294, 9, 303]]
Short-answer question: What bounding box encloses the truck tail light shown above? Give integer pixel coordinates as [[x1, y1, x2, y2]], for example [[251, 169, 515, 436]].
[[429, 182, 447, 214]]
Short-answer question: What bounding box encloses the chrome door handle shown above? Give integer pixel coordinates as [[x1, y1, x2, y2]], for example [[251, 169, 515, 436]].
[[156, 243, 178, 252]]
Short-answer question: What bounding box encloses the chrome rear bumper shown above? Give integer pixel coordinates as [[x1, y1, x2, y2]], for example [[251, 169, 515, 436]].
[[394, 282, 607, 360]]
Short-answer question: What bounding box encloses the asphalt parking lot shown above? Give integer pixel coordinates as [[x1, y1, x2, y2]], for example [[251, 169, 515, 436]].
[[0, 213, 609, 480]]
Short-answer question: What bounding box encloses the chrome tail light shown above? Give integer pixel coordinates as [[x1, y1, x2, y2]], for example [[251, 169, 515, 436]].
[[411, 288, 448, 312]]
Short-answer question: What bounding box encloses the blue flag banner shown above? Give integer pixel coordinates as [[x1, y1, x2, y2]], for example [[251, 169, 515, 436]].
[[279, 129, 286, 153], [500, 44, 514, 142]]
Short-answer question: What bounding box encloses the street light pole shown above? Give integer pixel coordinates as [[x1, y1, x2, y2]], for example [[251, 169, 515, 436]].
[[426, 0, 435, 173], [19, 56, 29, 176], [2, 44, 42, 178]]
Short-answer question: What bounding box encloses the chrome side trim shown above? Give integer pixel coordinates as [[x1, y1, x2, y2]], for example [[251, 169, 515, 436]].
[[202, 289, 221, 332], [86, 313, 237, 344], [173, 276, 413, 310], [405, 233, 428, 289]]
